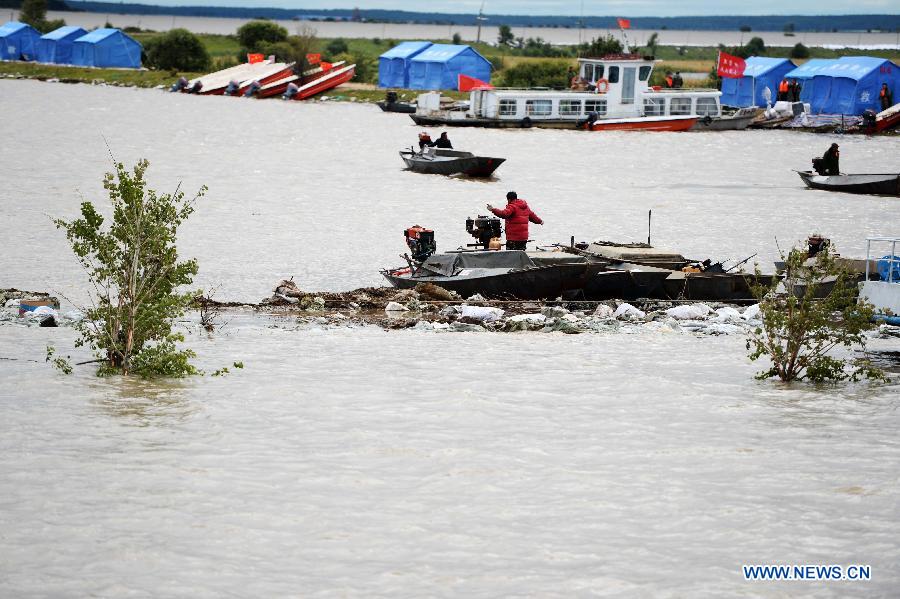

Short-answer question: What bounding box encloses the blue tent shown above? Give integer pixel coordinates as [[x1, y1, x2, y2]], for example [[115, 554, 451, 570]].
[[805, 56, 900, 115], [720, 57, 797, 107], [71, 28, 142, 69], [378, 41, 432, 88], [407, 44, 492, 91], [36, 26, 88, 64], [0, 21, 41, 61], [783, 59, 836, 105]]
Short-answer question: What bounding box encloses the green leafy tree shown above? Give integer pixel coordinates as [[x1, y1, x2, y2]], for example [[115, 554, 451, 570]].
[[745, 36, 766, 56], [498, 24, 514, 46], [452, 32, 462, 45], [644, 32, 659, 56], [53, 158, 206, 378], [746, 244, 884, 383], [581, 34, 623, 57], [333, 51, 376, 84], [790, 42, 810, 58], [325, 37, 348, 57], [143, 28, 211, 72], [499, 60, 570, 88], [19, 0, 65, 33], [259, 26, 318, 69], [237, 20, 288, 53]]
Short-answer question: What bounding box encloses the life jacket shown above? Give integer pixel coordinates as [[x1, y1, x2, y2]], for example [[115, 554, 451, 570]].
[[779, 80, 789, 93], [882, 88, 888, 97], [665, 76, 673, 87]]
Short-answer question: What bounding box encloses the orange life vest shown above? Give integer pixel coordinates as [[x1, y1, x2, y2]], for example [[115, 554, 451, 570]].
[[881, 88, 888, 97], [665, 76, 673, 87], [779, 80, 789, 93]]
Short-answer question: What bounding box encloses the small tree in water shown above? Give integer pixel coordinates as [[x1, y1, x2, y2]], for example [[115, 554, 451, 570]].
[[54, 158, 206, 377], [746, 243, 884, 383]]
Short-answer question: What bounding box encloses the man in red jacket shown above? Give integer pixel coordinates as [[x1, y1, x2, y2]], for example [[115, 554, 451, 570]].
[[487, 191, 543, 251]]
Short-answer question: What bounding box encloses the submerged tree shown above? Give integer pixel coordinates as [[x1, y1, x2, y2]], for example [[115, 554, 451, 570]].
[[54, 158, 205, 377], [746, 243, 884, 383]]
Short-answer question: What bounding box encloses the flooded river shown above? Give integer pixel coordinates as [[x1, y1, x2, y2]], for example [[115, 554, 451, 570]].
[[1, 80, 899, 596]]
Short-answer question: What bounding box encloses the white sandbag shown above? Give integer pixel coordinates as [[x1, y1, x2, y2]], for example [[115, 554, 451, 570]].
[[593, 304, 615, 318], [509, 313, 546, 324], [713, 306, 742, 322], [665, 303, 712, 320], [742, 304, 761, 320], [614, 303, 645, 319], [385, 301, 409, 312], [460, 305, 504, 322]]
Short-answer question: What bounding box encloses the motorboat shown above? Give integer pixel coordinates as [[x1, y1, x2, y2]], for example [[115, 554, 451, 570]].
[[797, 171, 900, 197], [400, 147, 505, 177], [377, 91, 416, 113], [690, 107, 761, 131]]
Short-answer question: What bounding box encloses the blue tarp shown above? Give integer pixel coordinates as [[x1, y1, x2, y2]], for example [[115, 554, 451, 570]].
[[407, 44, 492, 91], [804, 56, 900, 115], [720, 57, 796, 107], [0, 21, 41, 61], [378, 41, 432, 88], [71, 28, 142, 69], [784, 58, 835, 105], [36, 26, 88, 64]]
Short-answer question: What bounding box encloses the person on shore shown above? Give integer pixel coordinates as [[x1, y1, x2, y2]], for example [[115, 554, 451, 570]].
[[673, 72, 684, 88], [790, 79, 802, 102], [486, 192, 543, 251], [417, 131, 433, 151], [664, 71, 674, 88], [778, 78, 790, 101], [820, 143, 840, 176], [434, 132, 453, 149], [881, 83, 894, 111]]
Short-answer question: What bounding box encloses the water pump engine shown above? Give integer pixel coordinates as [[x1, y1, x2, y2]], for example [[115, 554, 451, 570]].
[[404, 225, 436, 262], [466, 215, 503, 250]]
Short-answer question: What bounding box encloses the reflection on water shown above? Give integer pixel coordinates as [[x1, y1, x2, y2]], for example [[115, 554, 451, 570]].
[[0, 82, 899, 597]]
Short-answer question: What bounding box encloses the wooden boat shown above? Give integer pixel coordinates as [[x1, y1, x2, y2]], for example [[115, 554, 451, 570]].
[[382, 250, 591, 300], [589, 115, 697, 132], [797, 171, 900, 197], [400, 148, 505, 177], [690, 107, 760, 131]]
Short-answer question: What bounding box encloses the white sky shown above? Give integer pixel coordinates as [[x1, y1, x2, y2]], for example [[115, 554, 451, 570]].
[[141, 0, 898, 17]]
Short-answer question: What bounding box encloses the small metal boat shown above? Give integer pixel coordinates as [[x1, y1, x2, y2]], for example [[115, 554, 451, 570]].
[[382, 250, 592, 300], [797, 171, 900, 197], [400, 147, 505, 177], [690, 107, 760, 131]]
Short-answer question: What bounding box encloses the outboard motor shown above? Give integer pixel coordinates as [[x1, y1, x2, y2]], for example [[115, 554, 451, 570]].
[[862, 109, 877, 132], [385, 90, 398, 104], [188, 80, 203, 94], [224, 80, 239, 96], [283, 82, 300, 100], [404, 225, 436, 262], [243, 80, 261, 97], [170, 77, 188, 93], [466, 215, 503, 250], [811, 157, 827, 175], [807, 235, 830, 258]]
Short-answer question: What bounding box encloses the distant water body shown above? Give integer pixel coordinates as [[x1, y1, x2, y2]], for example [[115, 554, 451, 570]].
[[42, 10, 900, 49]]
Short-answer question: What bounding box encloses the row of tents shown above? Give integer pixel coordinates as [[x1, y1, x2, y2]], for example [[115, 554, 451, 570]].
[[0, 21, 142, 69], [721, 55, 899, 115], [378, 41, 492, 90]]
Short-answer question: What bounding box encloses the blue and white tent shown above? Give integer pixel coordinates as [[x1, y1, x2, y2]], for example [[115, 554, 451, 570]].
[[407, 44, 492, 91], [0, 21, 41, 61], [783, 59, 835, 105], [378, 41, 432, 88], [804, 56, 900, 115], [36, 26, 88, 64], [720, 57, 797, 107], [71, 28, 142, 69]]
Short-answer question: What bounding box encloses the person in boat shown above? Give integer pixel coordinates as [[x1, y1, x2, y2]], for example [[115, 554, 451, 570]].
[[818, 143, 840, 176], [673, 72, 684, 88], [664, 72, 674, 88], [881, 83, 894, 111], [433, 132, 453, 149], [486, 192, 543, 251], [777, 78, 790, 101], [417, 131, 434, 151]]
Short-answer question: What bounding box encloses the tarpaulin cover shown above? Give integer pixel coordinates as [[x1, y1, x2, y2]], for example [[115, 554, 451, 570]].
[[378, 41, 432, 88], [70, 28, 142, 69], [783, 58, 835, 105], [720, 57, 796, 108], [877, 255, 900, 282], [0, 21, 41, 61], [36, 26, 88, 64], [407, 44, 492, 90], [804, 56, 900, 115]]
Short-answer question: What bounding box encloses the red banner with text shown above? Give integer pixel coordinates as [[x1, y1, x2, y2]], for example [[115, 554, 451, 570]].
[[717, 52, 746, 78]]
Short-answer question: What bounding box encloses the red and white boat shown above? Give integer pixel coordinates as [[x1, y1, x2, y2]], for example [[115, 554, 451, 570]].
[[183, 60, 294, 96], [257, 60, 354, 99], [412, 53, 721, 131], [287, 63, 355, 101]]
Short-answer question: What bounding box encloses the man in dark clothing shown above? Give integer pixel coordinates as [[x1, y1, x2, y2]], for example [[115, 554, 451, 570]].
[[821, 143, 840, 176], [434, 132, 453, 148], [673, 72, 683, 88], [486, 192, 543, 251], [881, 83, 894, 111], [790, 79, 802, 102], [417, 131, 433, 151]]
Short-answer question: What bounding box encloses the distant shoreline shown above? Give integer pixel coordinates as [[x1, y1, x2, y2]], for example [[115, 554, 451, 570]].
[[33, 11, 900, 49]]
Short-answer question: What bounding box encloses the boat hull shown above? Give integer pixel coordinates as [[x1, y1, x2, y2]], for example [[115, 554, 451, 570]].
[[797, 171, 900, 197], [689, 112, 757, 131], [663, 272, 777, 301], [382, 263, 590, 300], [400, 151, 505, 177], [410, 114, 579, 129], [289, 64, 355, 100], [590, 116, 698, 132], [378, 101, 416, 113]]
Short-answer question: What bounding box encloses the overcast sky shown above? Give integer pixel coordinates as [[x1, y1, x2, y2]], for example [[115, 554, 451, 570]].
[[143, 0, 898, 16]]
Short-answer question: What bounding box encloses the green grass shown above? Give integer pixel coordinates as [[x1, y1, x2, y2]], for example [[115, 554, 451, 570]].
[[0, 61, 199, 87]]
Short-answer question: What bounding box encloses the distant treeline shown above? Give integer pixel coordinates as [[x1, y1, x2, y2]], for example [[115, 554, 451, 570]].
[[0, 0, 73, 10], [60, 3, 900, 33]]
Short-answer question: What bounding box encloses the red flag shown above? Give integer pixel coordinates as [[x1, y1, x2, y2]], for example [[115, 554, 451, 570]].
[[458, 73, 494, 92], [306, 53, 321, 65], [617, 18, 631, 29], [247, 53, 264, 64], [717, 51, 746, 78]]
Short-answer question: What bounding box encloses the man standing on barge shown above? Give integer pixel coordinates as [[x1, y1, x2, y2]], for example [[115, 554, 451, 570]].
[[487, 192, 543, 251]]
